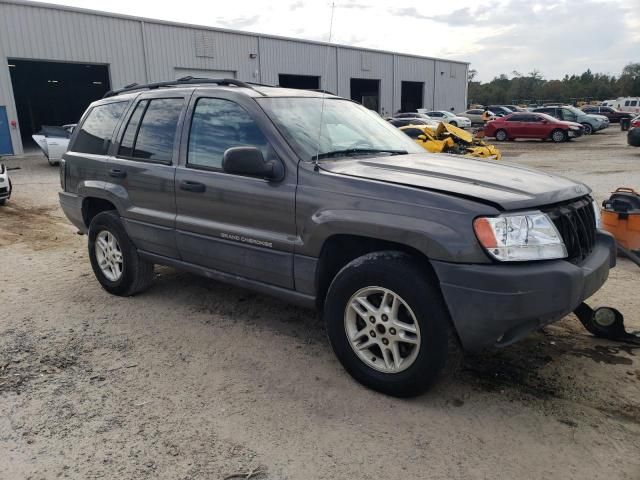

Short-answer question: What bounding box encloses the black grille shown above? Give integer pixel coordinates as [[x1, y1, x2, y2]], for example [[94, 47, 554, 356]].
[[543, 196, 596, 263], [0, 186, 7, 195]]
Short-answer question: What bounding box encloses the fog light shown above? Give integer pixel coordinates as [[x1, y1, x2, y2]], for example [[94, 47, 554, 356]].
[[592, 307, 618, 327]]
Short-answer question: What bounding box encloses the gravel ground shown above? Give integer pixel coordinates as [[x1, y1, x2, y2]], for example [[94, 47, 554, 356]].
[[1, 128, 639, 480]]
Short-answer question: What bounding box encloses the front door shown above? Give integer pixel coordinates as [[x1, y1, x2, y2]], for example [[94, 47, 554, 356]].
[[0, 107, 13, 155], [108, 94, 189, 258], [175, 93, 296, 288]]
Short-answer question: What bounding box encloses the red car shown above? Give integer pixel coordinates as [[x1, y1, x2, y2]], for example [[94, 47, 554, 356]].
[[485, 112, 584, 142]]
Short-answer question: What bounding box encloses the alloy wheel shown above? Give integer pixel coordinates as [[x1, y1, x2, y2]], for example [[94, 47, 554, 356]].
[[95, 230, 123, 282], [344, 287, 421, 373]]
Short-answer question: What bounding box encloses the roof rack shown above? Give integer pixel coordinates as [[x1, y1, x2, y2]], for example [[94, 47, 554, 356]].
[[103, 76, 268, 98]]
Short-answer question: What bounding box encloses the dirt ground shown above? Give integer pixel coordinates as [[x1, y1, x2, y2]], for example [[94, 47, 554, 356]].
[[1, 129, 639, 480]]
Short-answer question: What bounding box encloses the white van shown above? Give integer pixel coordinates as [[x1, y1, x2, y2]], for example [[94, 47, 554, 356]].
[[602, 97, 640, 113]]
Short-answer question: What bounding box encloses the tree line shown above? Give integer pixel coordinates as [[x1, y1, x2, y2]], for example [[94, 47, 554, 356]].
[[467, 63, 640, 106]]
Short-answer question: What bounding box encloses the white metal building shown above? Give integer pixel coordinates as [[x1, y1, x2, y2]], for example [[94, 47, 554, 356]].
[[0, 0, 469, 156]]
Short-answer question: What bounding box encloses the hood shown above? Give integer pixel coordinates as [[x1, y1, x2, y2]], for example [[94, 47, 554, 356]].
[[319, 153, 590, 211]]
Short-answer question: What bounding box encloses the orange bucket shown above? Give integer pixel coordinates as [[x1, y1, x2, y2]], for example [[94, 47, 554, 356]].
[[601, 187, 640, 252]]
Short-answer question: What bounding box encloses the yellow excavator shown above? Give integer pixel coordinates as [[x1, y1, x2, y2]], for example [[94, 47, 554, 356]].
[[400, 123, 501, 160]]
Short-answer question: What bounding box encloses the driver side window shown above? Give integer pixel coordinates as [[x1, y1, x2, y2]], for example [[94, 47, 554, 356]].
[[187, 98, 271, 170]]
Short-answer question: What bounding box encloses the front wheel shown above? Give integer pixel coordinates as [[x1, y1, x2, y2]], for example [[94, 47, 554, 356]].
[[581, 123, 593, 135], [88, 211, 154, 296], [550, 129, 567, 143], [324, 251, 455, 397], [449, 121, 457, 127]]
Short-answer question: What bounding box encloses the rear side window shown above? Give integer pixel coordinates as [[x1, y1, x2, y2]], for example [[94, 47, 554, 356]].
[[187, 98, 270, 170], [118, 98, 184, 163], [73, 102, 127, 155]]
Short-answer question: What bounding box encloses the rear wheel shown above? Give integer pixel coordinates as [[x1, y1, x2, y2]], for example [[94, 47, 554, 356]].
[[495, 129, 508, 141], [551, 129, 567, 143], [88, 211, 154, 296], [324, 251, 455, 397], [581, 123, 593, 135]]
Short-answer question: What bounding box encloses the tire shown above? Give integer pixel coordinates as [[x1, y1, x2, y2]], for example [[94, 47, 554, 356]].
[[581, 123, 593, 135], [0, 199, 5, 206], [87, 210, 154, 296], [449, 121, 457, 127], [494, 129, 508, 141], [550, 129, 567, 143], [47, 158, 59, 166], [324, 251, 456, 397]]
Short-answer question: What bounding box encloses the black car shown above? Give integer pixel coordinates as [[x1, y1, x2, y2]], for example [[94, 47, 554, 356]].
[[582, 106, 633, 123], [628, 127, 640, 147]]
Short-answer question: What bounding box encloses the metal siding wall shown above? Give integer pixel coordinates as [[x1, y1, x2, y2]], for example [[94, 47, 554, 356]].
[[0, 1, 468, 155], [0, 2, 147, 154], [142, 24, 258, 83], [259, 38, 337, 92], [393, 56, 436, 113], [434, 60, 467, 113], [337, 48, 394, 116]]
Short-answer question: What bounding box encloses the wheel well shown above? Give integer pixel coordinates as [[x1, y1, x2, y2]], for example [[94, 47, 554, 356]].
[[82, 197, 117, 228], [315, 234, 433, 309]]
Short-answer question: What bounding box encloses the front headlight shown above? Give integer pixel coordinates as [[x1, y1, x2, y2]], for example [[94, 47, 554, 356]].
[[592, 200, 602, 229], [473, 212, 567, 261]]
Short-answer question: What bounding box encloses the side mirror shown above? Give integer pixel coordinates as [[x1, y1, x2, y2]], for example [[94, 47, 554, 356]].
[[222, 147, 283, 181], [417, 134, 427, 141], [541, 120, 548, 124]]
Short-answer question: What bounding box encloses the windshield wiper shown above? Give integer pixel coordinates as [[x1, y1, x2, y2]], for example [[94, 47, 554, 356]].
[[312, 148, 408, 160]]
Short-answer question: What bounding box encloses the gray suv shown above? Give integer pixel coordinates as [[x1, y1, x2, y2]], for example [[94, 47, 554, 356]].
[[59, 78, 616, 396]]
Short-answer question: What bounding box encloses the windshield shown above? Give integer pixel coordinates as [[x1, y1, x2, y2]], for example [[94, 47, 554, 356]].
[[565, 106, 584, 116], [259, 97, 423, 161]]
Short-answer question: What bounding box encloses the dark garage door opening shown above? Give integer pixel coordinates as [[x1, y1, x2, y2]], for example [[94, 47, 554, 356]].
[[8, 59, 110, 144], [278, 74, 320, 90], [350, 78, 380, 112], [401, 81, 424, 112]]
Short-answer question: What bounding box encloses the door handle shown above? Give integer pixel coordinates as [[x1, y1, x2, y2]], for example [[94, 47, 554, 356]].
[[180, 180, 206, 193], [109, 168, 127, 178]]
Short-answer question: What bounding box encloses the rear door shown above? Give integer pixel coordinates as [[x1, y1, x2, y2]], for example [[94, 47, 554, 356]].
[[108, 91, 190, 258], [174, 91, 297, 288]]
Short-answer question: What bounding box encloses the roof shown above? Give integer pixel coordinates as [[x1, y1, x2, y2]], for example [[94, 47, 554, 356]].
[[101, 77, 340, 100], [0, 0, 470, 66]]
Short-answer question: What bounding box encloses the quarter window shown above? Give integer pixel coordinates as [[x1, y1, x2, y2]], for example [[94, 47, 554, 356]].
[[631, 100, 638, 107], [73, 102, 127, 155], [118, 100, 148, 157], [187, 98, 270, 169], [118, 98, 183, 163]]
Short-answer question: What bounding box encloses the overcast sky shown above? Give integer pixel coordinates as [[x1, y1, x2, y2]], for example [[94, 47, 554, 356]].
[[46, 0, 640, 82]]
